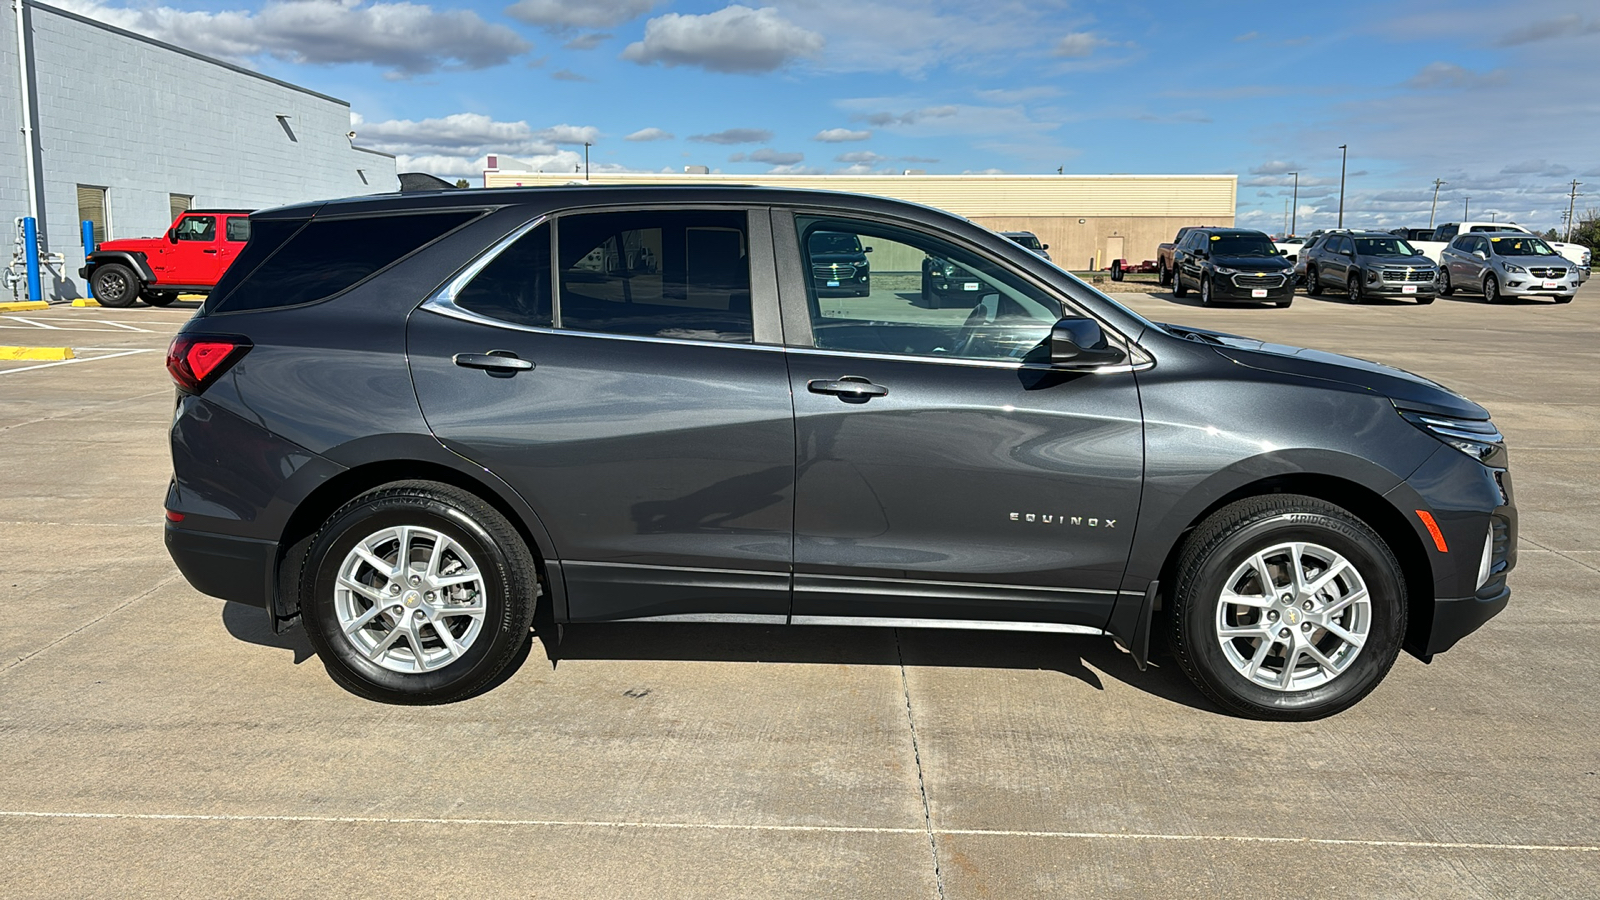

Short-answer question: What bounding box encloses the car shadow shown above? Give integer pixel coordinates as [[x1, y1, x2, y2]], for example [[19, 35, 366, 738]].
[[1159, 291, 1289, 310], [222, 602, 315, 664], [528, 620, 1217, 714]]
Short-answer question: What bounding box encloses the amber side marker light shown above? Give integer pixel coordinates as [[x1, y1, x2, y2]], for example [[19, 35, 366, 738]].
[[1415, 510, 1449, 553]]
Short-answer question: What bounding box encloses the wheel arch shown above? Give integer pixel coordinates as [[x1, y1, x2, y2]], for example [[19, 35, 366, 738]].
[[1149, 472, 1433, 656], [272, 457, 564, 629], [85, 250, 155, 283]]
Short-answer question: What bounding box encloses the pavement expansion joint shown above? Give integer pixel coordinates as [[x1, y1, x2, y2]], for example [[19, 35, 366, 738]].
[[896, 630, 947, 900]]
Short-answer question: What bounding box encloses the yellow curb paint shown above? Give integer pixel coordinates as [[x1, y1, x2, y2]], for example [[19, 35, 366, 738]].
[[71, 298, 102, 307], [0, 300, 51, 312], [0, 346, 75, 361], [178, 294, 205, 301]]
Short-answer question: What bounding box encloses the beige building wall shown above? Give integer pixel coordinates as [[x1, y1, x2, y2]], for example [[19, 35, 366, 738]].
[[481, 171, 1236, 272]]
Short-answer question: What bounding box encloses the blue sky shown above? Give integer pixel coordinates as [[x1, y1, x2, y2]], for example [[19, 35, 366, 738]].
[[61, 0, 1600, 234]]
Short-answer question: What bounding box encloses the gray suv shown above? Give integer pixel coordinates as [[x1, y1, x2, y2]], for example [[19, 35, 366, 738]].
[[1303, 232, 1437, 304], [163, 185, 1515, 720], [1437, 232, 1580, 303]]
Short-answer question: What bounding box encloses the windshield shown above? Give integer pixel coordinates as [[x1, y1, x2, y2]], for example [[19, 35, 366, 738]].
[[1490, 237, 1557, 257], [1210, 234, 1279, 257], [1008, 234, 1043, 250], [1354, 238, 1420, 257], [809, 232, 863, 253]]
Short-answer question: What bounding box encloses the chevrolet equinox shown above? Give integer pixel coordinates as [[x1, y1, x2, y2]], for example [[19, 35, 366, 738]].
[[164, 186, 1515, 719]]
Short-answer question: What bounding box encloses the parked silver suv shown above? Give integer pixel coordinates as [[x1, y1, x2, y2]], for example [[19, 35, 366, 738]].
[[1303, 231, 1437, 304], [1437, 233, 1580, 304]]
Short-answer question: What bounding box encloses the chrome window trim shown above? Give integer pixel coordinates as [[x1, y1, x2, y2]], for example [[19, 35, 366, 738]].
[[790, 615, 1105, 636], [429, 213, 550, 306], [419, 300, 787, 353], [786, 344, 1150, 374]]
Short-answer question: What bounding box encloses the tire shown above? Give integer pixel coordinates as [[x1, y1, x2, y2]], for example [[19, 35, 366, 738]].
[[1200, 275, 1214, 306], [142, 291, 178, 307], [1555, 294, 1573, 304], [1417, 294, 1435, 305], [1306, 265, 1323, 296], [1274, 298, 1292, 309], [1111, 259, 1125, 282], [1172, 268, 1188, 297], [1158, 261, 1172, 287], [1168, 494, 1406, 720], [300, 480, 539, 704], [91, 263, 139, 308], [1346, 274, 1363, 303], [1483, 273, 1500, 304], [1437, 268, 1453, 296]]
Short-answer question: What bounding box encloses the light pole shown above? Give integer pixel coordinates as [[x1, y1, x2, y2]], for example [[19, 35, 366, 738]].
[[1567, 180, 1583, 242], [583, 142, 591, 181], [1289, 172, 1299, 236], [1336, 145, 1348, 228], [1429, 178, 1447, 229], [1464, 197, 1470, 219]]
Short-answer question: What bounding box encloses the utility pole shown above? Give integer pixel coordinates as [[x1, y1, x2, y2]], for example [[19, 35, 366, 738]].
[[1336, 145, 1348, 228], [1429, 178, 1447, 228], [1464, 197, 1470, 219], [584, 142, 591, 181], [1289, 171, 1299, 236], [1283, 198, 1289, 236], [1566, 180, 1582, 242]]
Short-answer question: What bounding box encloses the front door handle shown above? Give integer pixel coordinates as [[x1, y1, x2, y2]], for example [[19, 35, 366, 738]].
[[454, 351, 535, 374], [808, 376, 888, 402]]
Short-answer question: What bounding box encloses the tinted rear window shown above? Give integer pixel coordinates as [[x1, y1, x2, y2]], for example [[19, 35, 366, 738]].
[[209, 211, 478, 313]]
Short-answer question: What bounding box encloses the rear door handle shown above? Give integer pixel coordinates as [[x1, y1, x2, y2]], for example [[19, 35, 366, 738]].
[[808, 376, 888, 401], [202, 249, 218, 254], [453, 351, 535, 374]]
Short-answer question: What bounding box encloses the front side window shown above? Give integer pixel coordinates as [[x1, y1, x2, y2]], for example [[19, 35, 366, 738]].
[[795, 216, 1062, 363], [175, 215, 216, 242], [456, 223, 552, 327], [557, 210, 752, 342], [1354, 238, 1419, 257]]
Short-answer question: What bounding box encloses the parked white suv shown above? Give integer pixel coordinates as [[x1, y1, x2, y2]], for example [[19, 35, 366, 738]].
[[1436, 232, 1581, 303]]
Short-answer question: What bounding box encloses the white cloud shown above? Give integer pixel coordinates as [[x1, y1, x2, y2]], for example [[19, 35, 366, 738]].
[[815, 128, 872, 142], [621, 5, 824, 73], [1052, 31, 1108, 58], [538, 124, 602, 145], [1404, 62, 1505, 90], [551, 68, 592, 81], [54, 0, 529, 76], [689, 128, 774, 145], [563, 32, 612, 50], [835, 150, 886, 163], [853, 105, 958, 127], [626, 127, 675, 141], [353, 113, 607, 175], [730, 148, 805, 165], [506, 0, 657, 32]]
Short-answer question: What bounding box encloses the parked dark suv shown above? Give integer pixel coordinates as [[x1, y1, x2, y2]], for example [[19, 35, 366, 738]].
[[1170, 228, 1296, 306], [165, 186, 1515, 720]]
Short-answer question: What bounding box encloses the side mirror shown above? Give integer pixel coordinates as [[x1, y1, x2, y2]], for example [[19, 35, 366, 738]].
[[1341, 249, 1353, 258], [863, 246, 874, 253], [1474, 250, 1488, 260], [1050, 317, 1126, 369], [167, 229, 178, 244], [1042, 243, 1050, 250]]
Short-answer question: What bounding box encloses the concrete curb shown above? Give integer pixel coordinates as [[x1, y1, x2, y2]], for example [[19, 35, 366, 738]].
[[71, 298, 101, 307], [0, 300, 52, 312], [0, 346, 76, 361]]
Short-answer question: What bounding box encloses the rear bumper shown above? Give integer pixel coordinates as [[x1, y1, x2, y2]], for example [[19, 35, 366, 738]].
[[165, 523, 277, 610]]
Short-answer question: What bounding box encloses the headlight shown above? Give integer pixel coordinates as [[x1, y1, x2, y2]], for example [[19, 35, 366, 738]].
[[1503, 263, 1526, 274], [1215, 266, 1240, 275], [941, 263, 958, 277], [1399, 409, 1504, 462], [1367, 268, 1380, 283]]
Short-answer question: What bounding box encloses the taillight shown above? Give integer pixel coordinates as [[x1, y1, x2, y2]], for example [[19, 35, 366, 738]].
[[167, 334, 252, 393]]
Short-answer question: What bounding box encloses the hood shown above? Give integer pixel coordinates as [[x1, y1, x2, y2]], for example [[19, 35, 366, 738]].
[[1357, 254, 1435, 267], [812, 250, 866, 264], [1214, 255, 1294, 271], [1160, 323, 1488, 419], [96, 235, 166, 253]]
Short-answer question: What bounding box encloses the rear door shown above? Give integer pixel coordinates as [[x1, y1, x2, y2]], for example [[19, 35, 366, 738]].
[[774, 211, 1144, 630], [408, 207, 796, 623], [214, 216, 251, 283]]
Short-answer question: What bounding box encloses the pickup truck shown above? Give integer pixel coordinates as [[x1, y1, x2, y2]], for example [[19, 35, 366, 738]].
[[1157, 226, 1215, 286], [1409, 222, 1590, 277], [80, 209, 252, 307]]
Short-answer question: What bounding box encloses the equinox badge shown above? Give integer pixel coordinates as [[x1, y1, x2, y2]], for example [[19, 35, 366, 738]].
[[1010, 512, 1115, 528]]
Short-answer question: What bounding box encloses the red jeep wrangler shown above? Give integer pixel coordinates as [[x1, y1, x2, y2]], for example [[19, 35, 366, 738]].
[[79, 209, 252, 307]]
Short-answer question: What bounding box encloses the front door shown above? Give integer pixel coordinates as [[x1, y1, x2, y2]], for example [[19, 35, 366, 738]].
[[776, 213, 1144, 630], [153, 214, 222, 284], [408, 209, 796, 623]]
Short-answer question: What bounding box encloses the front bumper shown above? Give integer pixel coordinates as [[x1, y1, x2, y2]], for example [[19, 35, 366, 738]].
[[1209, 272, 1295, 302], [1500, 273, 1582, 297], [1365, 280, 1437, 298]]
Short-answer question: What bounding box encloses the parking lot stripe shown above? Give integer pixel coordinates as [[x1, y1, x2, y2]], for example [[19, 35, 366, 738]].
[[0, 346, 74, 361], [0, 811, 1593, 853], [0, 348, 155, 376]]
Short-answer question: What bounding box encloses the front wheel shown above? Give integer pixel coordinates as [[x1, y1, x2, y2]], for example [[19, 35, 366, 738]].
[[91, 263, 139, 308], [300, 480, 539, 704], [1346, 274, 1363, 303], [1483, 273, 1501, 303], [1168, 494, 1406, 720], [1200, 275, 1214, 306], [1555, 294, 1573, 304]]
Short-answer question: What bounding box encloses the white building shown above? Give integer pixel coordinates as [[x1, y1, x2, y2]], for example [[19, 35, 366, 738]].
[[4, 0, 397, 299]]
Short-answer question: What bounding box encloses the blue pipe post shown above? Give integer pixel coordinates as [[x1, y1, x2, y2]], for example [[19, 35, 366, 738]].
[[23, 217, 43, 302], [81, 220, 96, 299]]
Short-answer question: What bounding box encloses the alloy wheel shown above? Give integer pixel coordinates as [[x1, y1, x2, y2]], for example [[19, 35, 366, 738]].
[[334, 525, 488, 673], [1213, 541, 1371, 692]]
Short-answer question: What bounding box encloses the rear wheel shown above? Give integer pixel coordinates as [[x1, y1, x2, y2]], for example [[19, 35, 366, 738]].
[[1306, 265, 1323, 296], [90, 263, 139, 308], [1168, 494, 1406, 720], [301, 480, 539, 704], [142, 291, 177, 307], [1437, 267, 1453, 296], [1483, 273, 1501, 303], [1158, 261, 1172, 287]]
